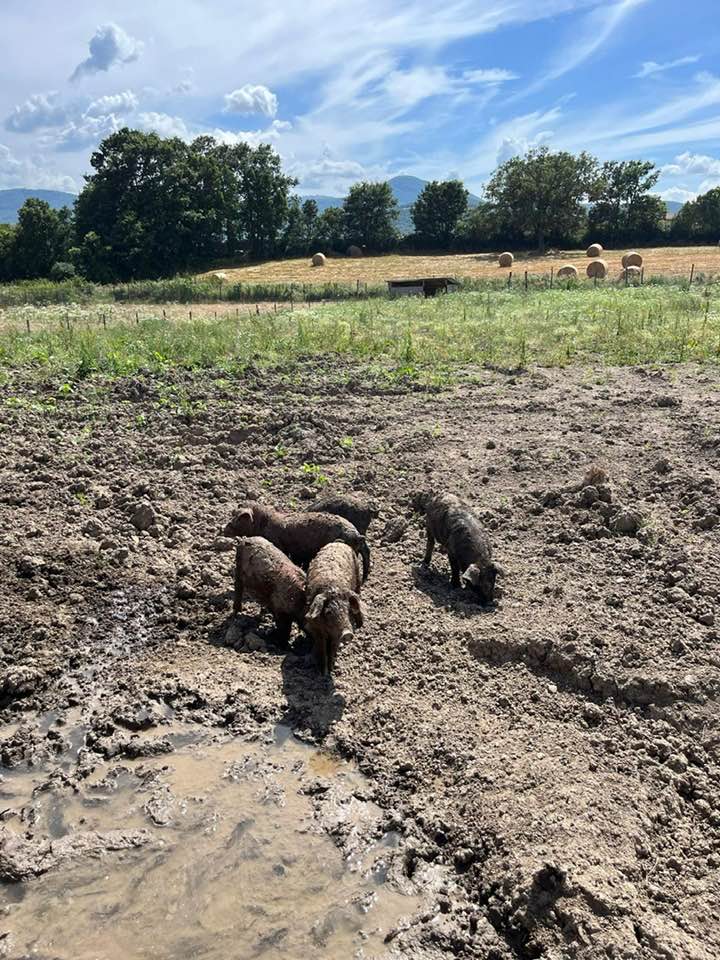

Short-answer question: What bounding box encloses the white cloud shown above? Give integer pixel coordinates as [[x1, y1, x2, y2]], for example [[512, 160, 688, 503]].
[[210, 119, 291, 147], [0, 142, 77, 191], [5, 92, 67, 133], [55, 115, 123, 151], [520, 0, 647, 97], [170, 79, 194, 96], [0, 144, 23, 179], [136, 112, 192, 139], [223, 84, 278, 117], [658, 187, 696, 203], [85, 91, 139, 118], [661, 151, 720, 177], [384, 66, 455, 108], [71, 23, 143, 82], [293, 156, 371, 192], [496, 131, 553, 164], [634, 55, 701, 79], [464, 68, 519, 84]]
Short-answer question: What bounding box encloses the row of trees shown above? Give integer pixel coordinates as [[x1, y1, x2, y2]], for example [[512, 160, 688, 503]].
[[0, 131, 717, 283]]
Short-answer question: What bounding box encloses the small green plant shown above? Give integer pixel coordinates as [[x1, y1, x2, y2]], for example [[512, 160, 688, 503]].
[[339, 436, 354, 450], [301, 462, 329, 486], [273, 443, 289, 459]]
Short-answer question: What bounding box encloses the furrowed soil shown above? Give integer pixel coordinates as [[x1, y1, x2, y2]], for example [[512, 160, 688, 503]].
[[1, 359, 719, 958]]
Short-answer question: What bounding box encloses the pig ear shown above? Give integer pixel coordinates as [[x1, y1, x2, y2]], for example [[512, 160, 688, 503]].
[[492, 562, 504, 578], [239, 507, 253, 522], [348, 592, 364, 626], [306, 593, 327, 622]]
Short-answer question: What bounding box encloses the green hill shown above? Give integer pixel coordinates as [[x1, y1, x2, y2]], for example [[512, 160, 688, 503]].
[[0, 188, 76, 224]]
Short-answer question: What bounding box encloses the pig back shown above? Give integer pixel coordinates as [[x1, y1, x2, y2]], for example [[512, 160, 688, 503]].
[[307, 541, 362, 596]]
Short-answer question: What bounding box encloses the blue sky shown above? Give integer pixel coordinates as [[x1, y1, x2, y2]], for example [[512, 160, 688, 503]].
[[1, 0, 719, 202]]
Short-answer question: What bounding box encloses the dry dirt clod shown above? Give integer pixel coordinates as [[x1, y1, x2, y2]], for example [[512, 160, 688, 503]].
[[130, 502, 157, 532]]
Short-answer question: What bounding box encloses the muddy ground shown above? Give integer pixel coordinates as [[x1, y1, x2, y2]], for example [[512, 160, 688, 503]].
[[1, 359, 719, 958]]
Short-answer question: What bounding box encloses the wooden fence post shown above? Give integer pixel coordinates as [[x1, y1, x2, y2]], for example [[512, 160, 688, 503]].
[[26, 316, 30, 333], [524, 270, 528, 291], [135, 311, 139, 324], [550, 267, 554, 289], [507, 271, 512, 289], [690, 264, 695, 284]]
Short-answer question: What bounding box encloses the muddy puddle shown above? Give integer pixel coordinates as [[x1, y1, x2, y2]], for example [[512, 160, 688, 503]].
[[0, 724, 420, 959]]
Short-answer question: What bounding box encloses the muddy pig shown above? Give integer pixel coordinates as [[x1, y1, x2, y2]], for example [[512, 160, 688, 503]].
[[304, 494, 379, 536], [233, 536, 306, 644], [305, 542, 364, 674], [413, 492, 499, 604], [224, 502, 370, 581]]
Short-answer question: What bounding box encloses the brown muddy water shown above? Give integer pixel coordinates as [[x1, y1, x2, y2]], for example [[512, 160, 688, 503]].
[[0, 723, 420, 959]]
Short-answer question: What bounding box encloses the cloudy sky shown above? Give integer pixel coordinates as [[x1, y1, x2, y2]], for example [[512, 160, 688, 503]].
[[1, 0, 719, 202]]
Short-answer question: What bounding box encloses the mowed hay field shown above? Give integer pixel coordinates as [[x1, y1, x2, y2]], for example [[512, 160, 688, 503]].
[[200, 245, 720, 286]]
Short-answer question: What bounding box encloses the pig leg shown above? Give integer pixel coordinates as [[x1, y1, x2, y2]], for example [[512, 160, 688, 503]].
[[233, 561, 243, 614], [273, 614, 292, 647], [449, 555, 461, 588], [314, 635, 328, 675], [423, 530, 435, 565]]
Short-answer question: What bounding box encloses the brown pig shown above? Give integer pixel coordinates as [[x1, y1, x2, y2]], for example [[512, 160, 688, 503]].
[[304, 494, 379, 536], [305, 542, 364, 674], [413, 491, 499, 604], [233, 536, 306, 644], [224, 501, 370, 581]]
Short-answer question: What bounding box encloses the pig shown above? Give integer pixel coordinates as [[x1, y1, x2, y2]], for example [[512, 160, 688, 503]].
[[224, 501, 370, 581], [305, 542, 364, 674], [233, 536, 306, 644], [304, 494, 379, 536], [413, 491, 498, 604]]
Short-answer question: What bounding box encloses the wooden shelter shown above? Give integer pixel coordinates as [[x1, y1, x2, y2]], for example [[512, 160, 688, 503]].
[[387, 276, 459, 298]]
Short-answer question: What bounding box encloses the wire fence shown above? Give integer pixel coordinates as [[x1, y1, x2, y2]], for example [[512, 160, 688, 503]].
[[1, 265, 718, 334]]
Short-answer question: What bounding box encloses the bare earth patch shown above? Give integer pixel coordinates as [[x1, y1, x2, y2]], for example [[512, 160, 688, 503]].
[[1, 360, 719, 958]]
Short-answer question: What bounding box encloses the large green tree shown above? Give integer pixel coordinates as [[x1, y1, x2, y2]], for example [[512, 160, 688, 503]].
[[588, 160, 665, 243], [454, 201, 515, 251], [314, 206, 346, 251], [411, 179, 468, 248], [343, 182, 398, 252], [11, 199, 68, 279], [671, 187, 720, 242], [0, 224, 15, 281], [485, 147, 598, 251], [75, 128, 297, 280]]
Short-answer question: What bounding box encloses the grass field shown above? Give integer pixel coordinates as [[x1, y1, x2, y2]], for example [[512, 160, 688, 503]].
[[200, 245, 720, 286], [1, 285, 718, 381]]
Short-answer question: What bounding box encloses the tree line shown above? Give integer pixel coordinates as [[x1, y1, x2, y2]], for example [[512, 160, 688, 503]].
[[0, 130, 718, 283]]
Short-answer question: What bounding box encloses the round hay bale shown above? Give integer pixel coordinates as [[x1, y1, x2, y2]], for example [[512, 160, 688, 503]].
[[311, 252, 327, 267], [586, 243, 603, 258], [498, 251, 514, 267], [557, 264, 578, 279], [212, 271, 228, 283], [347, 245, 363, 258], [623, 251, 643, 268], [587, 259, 608, 279], [622, 265, 642, 283]]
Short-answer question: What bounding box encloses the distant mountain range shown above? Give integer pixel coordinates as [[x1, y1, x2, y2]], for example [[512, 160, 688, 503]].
[[0, 182, 686, 229], [0, 189, 76, 224], [303, 175, 482, 234]]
